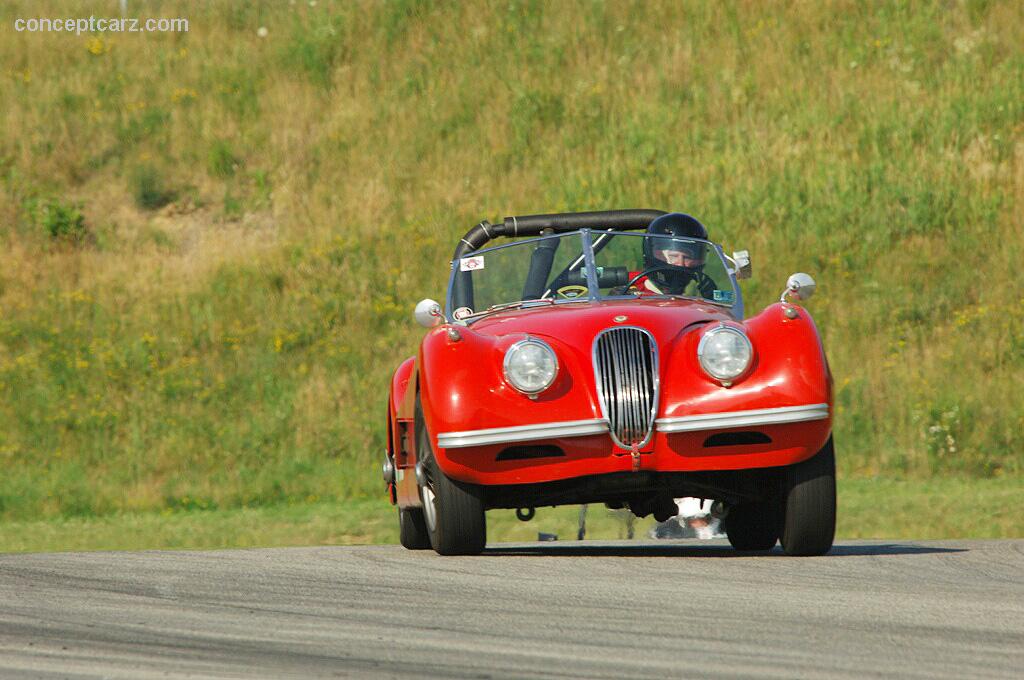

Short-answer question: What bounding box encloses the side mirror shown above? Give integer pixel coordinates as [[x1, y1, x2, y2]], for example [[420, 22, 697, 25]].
[[731, 250, 752, 279], [783, 273, 816, 302], [414, 298, 443, 328]]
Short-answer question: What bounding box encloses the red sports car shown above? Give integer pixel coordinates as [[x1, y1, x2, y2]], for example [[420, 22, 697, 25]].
[[383, 210, 835, 555]]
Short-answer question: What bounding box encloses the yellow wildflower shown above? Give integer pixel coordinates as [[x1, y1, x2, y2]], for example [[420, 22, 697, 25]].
[[86, 37, 109, 55], [171, 87, 198, 104]]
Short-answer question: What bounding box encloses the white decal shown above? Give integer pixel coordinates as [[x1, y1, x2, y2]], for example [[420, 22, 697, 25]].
[[460, 256, 485, 272]]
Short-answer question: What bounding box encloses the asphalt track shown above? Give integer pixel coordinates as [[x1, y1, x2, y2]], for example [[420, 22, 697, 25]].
[[0, 540, 1021, 679]]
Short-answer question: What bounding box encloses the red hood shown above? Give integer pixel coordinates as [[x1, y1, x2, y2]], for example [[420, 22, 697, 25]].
[[467, 298, 735, 347]]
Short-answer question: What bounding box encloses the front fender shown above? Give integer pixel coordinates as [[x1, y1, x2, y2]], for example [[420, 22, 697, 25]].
[[417, 325, 603, 480], [658, 302, 833, 461], [390, 356, 416, 422], [662, 303, 831, 413]]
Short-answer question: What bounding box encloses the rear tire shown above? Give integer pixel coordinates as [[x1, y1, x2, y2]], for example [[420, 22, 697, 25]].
[[779, 435, 836, 556], [398, 506, 431, 550], [725, 499, 779, 551], [416, 397, 486, 555]]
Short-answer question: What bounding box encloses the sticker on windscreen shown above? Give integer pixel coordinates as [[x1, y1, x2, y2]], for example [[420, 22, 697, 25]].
[[713, 290, 735, 303], [453, 306, 474, 320], [460, 256, 485, 272]]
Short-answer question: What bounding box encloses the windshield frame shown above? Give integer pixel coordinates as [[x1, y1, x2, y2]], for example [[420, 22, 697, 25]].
[[445, 228, 744, 323]]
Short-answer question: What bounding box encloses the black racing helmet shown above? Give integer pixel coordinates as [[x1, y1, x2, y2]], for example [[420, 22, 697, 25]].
[[642, 213, 709, 292]]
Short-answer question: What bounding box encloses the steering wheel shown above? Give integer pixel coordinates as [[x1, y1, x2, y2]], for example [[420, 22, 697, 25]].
[[614, 265, 679, 295]]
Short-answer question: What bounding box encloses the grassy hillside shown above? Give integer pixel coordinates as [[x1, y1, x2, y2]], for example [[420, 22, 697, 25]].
[[0, 0, 1022, 522]]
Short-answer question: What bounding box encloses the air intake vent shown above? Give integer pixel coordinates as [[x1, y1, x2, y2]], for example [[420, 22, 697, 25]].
[[593, 327, 658, 448], [496, 445, 565, 461], [703, 431, 772, 447]]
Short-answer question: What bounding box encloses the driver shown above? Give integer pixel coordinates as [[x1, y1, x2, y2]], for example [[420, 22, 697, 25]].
[[637, 213, 717, 298]]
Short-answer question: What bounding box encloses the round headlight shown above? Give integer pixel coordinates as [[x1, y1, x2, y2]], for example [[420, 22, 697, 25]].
[[503, 339, 558, 394], [698, 326, 753, 382]]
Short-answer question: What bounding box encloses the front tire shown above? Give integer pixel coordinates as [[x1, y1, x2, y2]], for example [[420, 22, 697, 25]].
[[398, 506, 431, 550], [725, 499, 779, 551], [416, 398, 486, 555], [779, 435, 836, 556]]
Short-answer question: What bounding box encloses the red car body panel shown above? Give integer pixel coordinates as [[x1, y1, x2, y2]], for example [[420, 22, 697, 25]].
[[389, 297, 832, 508], [386, 357, 416, 504]]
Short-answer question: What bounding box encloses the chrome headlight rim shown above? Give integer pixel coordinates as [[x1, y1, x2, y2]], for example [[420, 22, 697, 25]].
[[503, 338, 559, 395], [697, 325, 753, 383]]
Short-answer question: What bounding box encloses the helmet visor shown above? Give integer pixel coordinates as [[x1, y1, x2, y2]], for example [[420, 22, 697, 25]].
[[651, 237, 706, 265]]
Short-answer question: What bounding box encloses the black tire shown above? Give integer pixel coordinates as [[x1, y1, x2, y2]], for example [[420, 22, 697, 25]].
[[725, 498, 779, 551], [416, 397, 486, 555], [398, 506, 431, 550], [779, 435, 836, 556]]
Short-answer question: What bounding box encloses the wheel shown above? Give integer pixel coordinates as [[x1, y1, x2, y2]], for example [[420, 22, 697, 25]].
[[416, 397, 486, 555], [398, 506, 431, 550], [779, 435, 836, 556], [725, 498, 779, 551]]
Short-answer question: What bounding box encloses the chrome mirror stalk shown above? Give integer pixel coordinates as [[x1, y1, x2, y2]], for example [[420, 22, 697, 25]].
[[781, 273, 816, 302], [414, 298, 443, 328]]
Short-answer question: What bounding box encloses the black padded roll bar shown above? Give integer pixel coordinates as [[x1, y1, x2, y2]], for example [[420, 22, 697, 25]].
[[452, 209, 666, 260]]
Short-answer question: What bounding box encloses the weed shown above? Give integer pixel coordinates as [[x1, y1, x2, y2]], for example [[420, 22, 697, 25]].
[[920, 405, 962, 470], [203, 66, 261, 120], [118, 108, 170, 147], [41, 200, 89, 243], [208, 140, 239, 179], [131, 165, 176, 210], [281, 13, 349, 89], [510, 89, 565, 152], [251, 169, 272, 207], [222, 190, 243, 218]]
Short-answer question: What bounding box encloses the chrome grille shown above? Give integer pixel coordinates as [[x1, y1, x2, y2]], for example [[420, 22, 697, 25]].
[[593, 327, 658, 448]]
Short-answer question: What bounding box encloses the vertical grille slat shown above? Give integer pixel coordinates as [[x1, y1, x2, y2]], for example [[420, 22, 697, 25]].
[[601, 343, 614, 431], [622, 331, 634, 440], [613, 337, 626, 434], [641, 338, 653, 426], [593, 327, 658, 449], [632, 331, 647, 442], [633, 332, 648, 438], [626, 331, 641, 440]]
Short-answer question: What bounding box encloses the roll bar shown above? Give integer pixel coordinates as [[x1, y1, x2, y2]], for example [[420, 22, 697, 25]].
[[452, 209, 667, 260]]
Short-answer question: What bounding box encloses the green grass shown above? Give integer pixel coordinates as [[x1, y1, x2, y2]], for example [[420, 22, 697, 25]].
[[0, 2, 1022, 534], [1, 479, 1020, 554], [837, 477, 1024, 539]]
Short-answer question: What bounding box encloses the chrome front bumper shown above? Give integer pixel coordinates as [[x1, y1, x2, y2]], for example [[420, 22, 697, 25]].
[[437, 404, 829, 449], [437, 419, 609, 449], [655, 403, 830, 433]]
